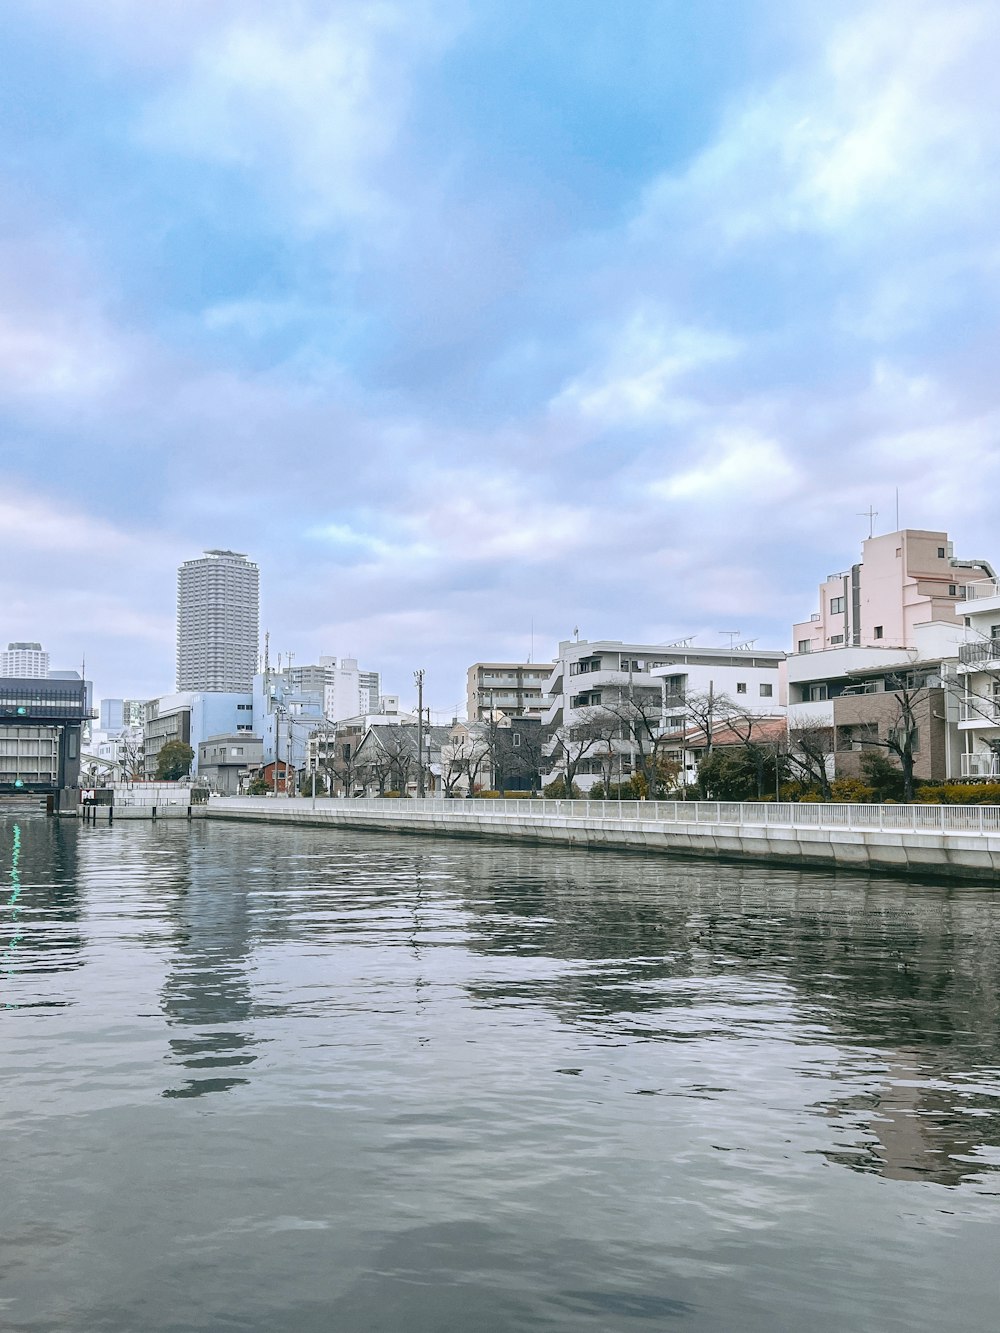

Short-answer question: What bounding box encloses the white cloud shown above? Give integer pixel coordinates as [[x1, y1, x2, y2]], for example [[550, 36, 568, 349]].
[[649, 428, 801, 504], [635, 0, 1000, 248], [139, 2, 457, 229], [551, 309, 740, 427]]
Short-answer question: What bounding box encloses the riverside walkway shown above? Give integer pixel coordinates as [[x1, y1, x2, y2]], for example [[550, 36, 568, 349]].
[[208, 796, 1000, 883]]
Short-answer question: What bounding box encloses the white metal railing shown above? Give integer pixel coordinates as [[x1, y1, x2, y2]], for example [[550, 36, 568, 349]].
[[960, 699, 1000, 724], [211, 795, 1000, 835], [961, 580, 1000, 602], [961, 752, 1000, 779]]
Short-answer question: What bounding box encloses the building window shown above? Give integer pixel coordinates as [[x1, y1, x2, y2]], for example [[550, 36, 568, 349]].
[[808, 684, 828, 702], [736, 682, 747, 694], [949, 584, 957, 596], [759, 683, 773, 698], [938, 547, 946, 558], [512, 733, 521, 748], [874, 626, 883, 639], [797, 640, 811, 654], [830, 596, 845, 614], [830, 634, 844, 645]]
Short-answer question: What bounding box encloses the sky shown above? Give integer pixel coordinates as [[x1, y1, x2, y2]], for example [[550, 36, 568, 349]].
[[4, 0, 1000, 714]]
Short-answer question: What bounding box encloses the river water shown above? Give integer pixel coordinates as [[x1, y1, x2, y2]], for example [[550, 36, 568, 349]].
[[2, 814, 999, 1332]]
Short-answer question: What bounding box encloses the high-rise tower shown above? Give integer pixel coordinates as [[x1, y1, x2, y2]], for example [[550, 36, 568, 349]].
[[0, 642, 49, 677], [176, 550, 259, 692]]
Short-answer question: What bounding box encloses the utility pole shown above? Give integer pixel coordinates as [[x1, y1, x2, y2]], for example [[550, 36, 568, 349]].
[[415, 669, 425, 798]]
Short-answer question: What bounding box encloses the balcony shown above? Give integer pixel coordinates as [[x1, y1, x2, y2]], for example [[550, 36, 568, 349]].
[[960, 750, 1000, 779], [958, 640, 1000, 668], [961, 579, 1000, 601], [959, 698, 1000, 725]]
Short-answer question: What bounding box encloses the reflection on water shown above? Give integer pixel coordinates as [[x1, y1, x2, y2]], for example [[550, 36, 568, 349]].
[[1, 814, 999, 1332], [159, 840, 261, 1098]]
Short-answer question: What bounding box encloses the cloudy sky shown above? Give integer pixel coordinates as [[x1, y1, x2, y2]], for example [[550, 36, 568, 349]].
[[4, 0, 1000, 713]]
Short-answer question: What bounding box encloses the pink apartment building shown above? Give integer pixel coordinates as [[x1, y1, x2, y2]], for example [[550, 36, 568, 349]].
[[792, 529, 995, 654]]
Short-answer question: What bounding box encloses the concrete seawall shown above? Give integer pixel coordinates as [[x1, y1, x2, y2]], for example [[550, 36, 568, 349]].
[[207, 797, 1000, 884]]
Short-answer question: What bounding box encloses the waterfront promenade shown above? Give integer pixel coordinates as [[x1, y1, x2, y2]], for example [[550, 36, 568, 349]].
[[209, 796, 1000, 883]]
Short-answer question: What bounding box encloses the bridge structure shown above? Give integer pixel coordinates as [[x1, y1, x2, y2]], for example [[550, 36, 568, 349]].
[[0, 675, 89, 812]]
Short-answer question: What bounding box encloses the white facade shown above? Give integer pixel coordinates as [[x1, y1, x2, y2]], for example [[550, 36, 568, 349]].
[[956, 582, 1000, 778], [1, 641, 49, 677], [542, 639, 686, 791], [176, 550, 259, 693]]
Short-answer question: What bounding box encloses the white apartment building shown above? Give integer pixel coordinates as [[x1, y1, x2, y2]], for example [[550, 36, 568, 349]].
[[176, 550, 259, 693], [652, 644, 786, 785], [1, 641, 49, 677], [466, 662, 550, 721], [316, 656, 381, 722], [955, 580, 1000, 778], [542, 639, 686, 790]]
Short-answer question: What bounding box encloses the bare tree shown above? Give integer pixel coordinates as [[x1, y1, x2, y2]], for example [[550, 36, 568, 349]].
[[723, 708, 785, 800], [545, 707, 619, 796], [683, 689, 737, 754], [859, 678, 928, 802], [787, 723, 834, 798]]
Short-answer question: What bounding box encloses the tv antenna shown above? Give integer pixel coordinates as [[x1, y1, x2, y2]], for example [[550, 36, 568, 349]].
[[719, 631, 741, 650], [858, 505, 878, 538]]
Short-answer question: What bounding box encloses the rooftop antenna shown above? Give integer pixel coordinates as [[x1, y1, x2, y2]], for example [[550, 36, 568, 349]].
[[858, 505, 878, 538], [573, 625, 580, 642], [529, 617, 534, 664], [719, 631, 741, 650], [895, 487, 900, 531]]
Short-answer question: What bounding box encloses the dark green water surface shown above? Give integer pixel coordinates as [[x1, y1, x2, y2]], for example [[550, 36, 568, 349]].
[[2, 814, 999, 1331]]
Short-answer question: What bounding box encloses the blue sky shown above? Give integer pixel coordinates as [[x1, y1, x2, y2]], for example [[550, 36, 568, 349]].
[[4, 0, 1000, 713]]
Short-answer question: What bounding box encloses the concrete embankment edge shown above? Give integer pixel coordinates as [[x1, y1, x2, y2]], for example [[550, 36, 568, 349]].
[[206, 805, 1000, 885]]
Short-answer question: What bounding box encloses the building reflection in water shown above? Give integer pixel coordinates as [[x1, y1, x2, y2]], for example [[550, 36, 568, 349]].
[[455, 849, 1000, 1191], [160, 840, 262, 1099], [1, 815, 84, 1009]]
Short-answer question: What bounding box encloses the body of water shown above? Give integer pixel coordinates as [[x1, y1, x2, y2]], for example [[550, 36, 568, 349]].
[[2, 814, 999, 1331]]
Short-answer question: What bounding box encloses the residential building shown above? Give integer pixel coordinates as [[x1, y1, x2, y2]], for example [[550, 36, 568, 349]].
[[198, 734, 264, 794], [542, 638, 713, 791], [442, 716, 542, 794], [792, 529, 994, 655], [305, 704, 416, 793], [787, 529, 997, 783], [467, 662, 550, 722], [955, 580, 1000, 778], [176, 549, 259, 692], [1, 642, 49, 678], [353, 723, 451, 795], [651, 644, 787, 786]]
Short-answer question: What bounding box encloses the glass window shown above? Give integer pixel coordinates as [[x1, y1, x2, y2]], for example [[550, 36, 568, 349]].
[[736, 682, 747, 694], [938, 547, 946, 558], [797, 640, 812, 653], [830, 596, 845, 614], [874, 626, 883, 639], [759, 683, 773, 698]]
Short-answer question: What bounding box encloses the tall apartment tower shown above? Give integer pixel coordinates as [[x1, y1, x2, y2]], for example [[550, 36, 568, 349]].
[[176, 550, 259, 692], [1, 642, 49, 677]]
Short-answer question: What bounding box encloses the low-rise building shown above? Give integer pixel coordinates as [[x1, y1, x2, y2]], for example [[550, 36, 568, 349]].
[[198, 733, 264, 794]]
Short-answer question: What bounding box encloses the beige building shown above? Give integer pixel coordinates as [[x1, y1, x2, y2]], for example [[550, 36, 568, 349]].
[[466, 662, 549, 721]]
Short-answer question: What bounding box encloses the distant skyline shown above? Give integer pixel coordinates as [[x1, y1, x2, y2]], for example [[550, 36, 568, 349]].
[[5, 0, 1000, 711]]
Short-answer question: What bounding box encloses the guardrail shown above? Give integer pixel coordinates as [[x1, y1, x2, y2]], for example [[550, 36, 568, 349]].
[[214, 796, 1000, 835]]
